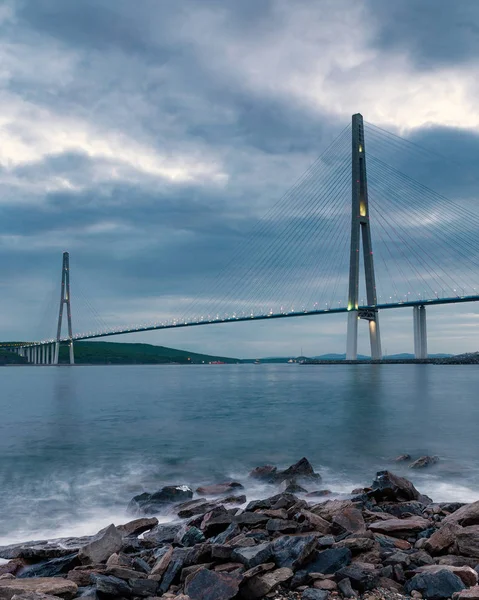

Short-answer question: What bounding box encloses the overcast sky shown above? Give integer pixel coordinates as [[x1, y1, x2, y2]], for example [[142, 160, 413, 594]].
[[1, 0, 479, 358]]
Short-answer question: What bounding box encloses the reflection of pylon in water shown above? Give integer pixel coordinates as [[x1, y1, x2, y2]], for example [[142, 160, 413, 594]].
[[54, 251, 74, 365]]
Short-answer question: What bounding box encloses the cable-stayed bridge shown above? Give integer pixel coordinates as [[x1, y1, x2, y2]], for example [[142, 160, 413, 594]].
[[3, 114, 479, 364]]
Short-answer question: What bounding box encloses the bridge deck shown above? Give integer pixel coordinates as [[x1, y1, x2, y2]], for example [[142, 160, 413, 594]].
[[67, 294, 479, 343], [2, 294, 477, 347]]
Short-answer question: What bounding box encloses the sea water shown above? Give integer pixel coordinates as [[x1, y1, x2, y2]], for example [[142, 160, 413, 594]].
[[0, 364, 478, 544]]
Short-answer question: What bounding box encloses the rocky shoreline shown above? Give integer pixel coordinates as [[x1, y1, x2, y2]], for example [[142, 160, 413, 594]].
[[1, 458, 478, 600]]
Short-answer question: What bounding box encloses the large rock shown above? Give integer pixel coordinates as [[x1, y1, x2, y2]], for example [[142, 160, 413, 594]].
[[413, 565, 478, 587], [245, 493, 298, 512], [410, 456, 439, 469], [0, 578, 77, 600], [66, 565, 106, 587], [306, 547, 352, 575], [437, 555, 479, 568], [159, 547, 202, 593], [129, 578, 158, 597], [456, 526, 479, 558], [78, 525, 122, 565], [425, 523, 463, 555], [334, 536, 374, 554], [295, 510, 331, 535], [266, 519, 300, 533], [369, 517, 430, 536], [90, 574, 131, 597], [128, 485, 193, 514], [235, 512, 269, 527], [336, 562, 380, 592], [185, 567, 242, 600], [0, 537, 92, 561], [310, 500, 354, 522], [405, 569, 466, 600], [196, 482, 243, 496], [369, 470, 421, 502], [291, 548, 351, 588], [231, 544, 272, 569], [249, 465, 277, 482], [382, 501, 427, 518], [332, 508, 365, 534], [143, 523, 183, 545], [444, 501, 479, 527], [271, 535, 317, 569], [176, 499, 217, 519], [275, 458, 321, 484], [17, 555, 78, 579], [240, 567, 293, 599], [176, 526, 205, 547], [149, 545, 173, 579], [117, 517, 158, 537]]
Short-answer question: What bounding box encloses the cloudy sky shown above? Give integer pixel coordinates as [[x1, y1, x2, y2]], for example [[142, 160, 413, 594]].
[[1, 0, 479, 358]]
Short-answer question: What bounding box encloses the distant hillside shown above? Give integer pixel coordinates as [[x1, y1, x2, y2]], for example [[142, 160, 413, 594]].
[[60, 342, 240, 365], [0, 348, 27, 365], [245, 352, 453, 363]]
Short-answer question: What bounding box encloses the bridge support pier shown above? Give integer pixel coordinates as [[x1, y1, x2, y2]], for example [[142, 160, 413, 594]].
[[346, 114, 381, 360], [55, 252, 75, 365], [413, 305, 428, 359], [346, 311, 358, 360]]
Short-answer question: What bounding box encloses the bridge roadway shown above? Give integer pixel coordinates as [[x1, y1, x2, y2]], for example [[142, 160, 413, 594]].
[[1, 294, 478, 348], [63, 293, 479, 344]]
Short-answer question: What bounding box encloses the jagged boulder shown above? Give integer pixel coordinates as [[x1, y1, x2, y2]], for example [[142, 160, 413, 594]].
[[271, 534, 317, 569], [405, 569, 465, 600], [90, 574, 131, 597], [412, 565, 478, 587], [369, 471, 421, 502], [275, 458, 321, 484], [425, 523, 462, 555], [0, 578, 78, 600], [117, 517, 158, 537], [444, 501, 479, 527], [231, 543, 272, 569], [78, 525, 122, 565], [196, 482, 243, 496], [410, 456, 439, 469], [248, 465, 277, 482], [185, 567, 242, 600], [240, 567, 293, 599], [291, 547, 352, 587], [456, 525, 479, 558], [128, 485, 193, 514], [16, 555, 78, 578], [369, 517, 430, 537], [336, 562, 380, 592]]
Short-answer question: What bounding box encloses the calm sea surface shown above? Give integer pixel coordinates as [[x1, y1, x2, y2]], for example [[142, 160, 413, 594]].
[[1, 364, 478, 545]]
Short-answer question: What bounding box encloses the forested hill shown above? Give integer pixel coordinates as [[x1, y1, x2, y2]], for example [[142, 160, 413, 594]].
[[61, 341, 240, 364]]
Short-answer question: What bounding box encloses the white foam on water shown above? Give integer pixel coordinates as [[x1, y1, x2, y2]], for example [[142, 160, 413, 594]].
[[1, 462, 478, 549], [0, 509, 173, 548]]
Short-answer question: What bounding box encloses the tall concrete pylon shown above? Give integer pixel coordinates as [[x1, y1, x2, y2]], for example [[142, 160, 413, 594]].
[[346, 114, 382, 360], [54, 251, 74, 365]]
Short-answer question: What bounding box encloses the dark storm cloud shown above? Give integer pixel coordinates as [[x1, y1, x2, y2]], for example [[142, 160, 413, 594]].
[[368, 0, 479, 68]]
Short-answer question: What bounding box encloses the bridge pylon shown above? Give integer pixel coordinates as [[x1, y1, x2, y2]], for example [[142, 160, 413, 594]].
[[54, 251, 74, 365], [346, 114, 382, 360]]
